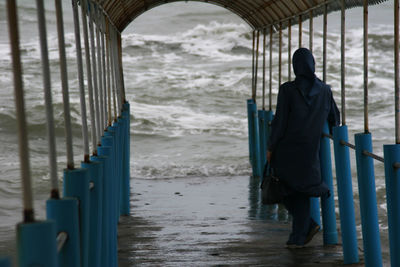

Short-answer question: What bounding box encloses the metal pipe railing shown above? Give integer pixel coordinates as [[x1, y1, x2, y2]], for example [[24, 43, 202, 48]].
[[299, 15, 302, 47], [323, 4, 328, 83], [288, 19, 292, 81], [363, 0, 369, 133], [36, 0, 59, 198], [262, 29, 266, 110], [395, 0, 400, 143], [269, 25, 273, 111], [254, 30, 260, 102], [309, 11, 313, 52], [278, 23, 282, 86], [341, 0, 346, 126]]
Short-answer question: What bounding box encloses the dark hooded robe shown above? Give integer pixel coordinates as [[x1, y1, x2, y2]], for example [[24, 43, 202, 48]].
[[268, 48, 340, 197]]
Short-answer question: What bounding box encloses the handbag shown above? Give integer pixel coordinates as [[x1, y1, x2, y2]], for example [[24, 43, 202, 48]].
[[260, 163, 287, 205]]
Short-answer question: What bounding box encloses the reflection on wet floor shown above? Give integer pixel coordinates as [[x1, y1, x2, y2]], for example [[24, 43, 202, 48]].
[[118, 175, 366, 266]]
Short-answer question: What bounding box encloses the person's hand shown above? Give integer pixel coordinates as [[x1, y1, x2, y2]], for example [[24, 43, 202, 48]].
[[267, 151, 272, 163]]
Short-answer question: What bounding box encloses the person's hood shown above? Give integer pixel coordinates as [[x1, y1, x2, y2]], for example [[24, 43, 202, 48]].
[[292, 48, 321, 103]]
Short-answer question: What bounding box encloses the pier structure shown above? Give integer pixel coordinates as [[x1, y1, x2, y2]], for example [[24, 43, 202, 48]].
[[2, 0, 400, 266]]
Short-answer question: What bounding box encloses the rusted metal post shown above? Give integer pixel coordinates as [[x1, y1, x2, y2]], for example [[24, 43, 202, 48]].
[[279, 23, 282, 86], [309, 11, 313, 53], [252, 30, 256, 101], [323, 4, 327, 83], [262, 29, 266, 110], [363, 0, 369, 133], [255, 30, 260, 101], [396, 0, 400, 143], [299, 15, 302, 47], [269, 25, 273, 110], [341, 0, 346, 125]]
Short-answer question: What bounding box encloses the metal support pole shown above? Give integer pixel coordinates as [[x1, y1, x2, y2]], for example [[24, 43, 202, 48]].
[[262, 29, 266, 110], [7, 0, 34, 222], [72, 0, 90, 162], [252, 30, 256, 101], [355, 133, 382, 267], [299, 15, 302, 48], [323, 4, 328, 83], [106, 21, 112, 126], [89, 2, 102, 144], [395, 0, 400, 143], [288, 20, 292, 81], [363, 0, 369, 133], [36, 0, 59, 198], [101, 17, 107, 130], [309, 11, 313, 53], [255, 30, 260, 102], [96, 8, 104, 134], [110, 34, 118, 121], [341, 0, 346, 126], [279, 23, 282, 86], [81, 0, 97, 155], [269, 25, 273, 111], [55, 0, 74, 169]]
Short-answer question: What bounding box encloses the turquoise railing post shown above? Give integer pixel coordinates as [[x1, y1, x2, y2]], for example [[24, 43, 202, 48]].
[[46, 197, 80, 267], [97, 145, 117, 267], [63, 168, 90, 267], [81, 160, 103, 267], [258, 110, 267, 171], [332, 125, 359, 264], [0, 257, 10, 267], [17, 221, 58, 267], [121, 102, 130, 215], [320, 122, 338, 244], [355, 133, 382, 267], [383, 144, 400, 267]]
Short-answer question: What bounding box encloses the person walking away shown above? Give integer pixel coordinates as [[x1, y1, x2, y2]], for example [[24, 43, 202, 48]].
[[267, 47, 340, 248]]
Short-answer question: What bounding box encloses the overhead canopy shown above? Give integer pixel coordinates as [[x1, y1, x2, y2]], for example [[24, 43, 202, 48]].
[[98, 0, 388, 33]]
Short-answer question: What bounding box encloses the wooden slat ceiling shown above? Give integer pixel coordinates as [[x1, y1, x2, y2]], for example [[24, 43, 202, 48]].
[[97, 0, 388, 33]]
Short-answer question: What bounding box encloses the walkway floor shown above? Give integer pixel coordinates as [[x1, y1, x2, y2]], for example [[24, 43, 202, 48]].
[[118, 175, 366, 266]]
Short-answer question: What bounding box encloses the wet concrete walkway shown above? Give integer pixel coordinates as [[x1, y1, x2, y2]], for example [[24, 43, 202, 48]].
[[118, 175, 365, 266]]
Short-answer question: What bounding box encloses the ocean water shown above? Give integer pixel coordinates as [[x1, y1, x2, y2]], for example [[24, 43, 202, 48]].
[[0, 0, 396, 259]]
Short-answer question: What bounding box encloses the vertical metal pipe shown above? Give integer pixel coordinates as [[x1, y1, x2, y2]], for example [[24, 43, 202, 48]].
[[309, 11, 313, 53], [101, 17, 107, 130], [55, 0, 74, 169], [114, 32, 123, 116], [288, 19, 292, 81], [323, 4, 328, 83], [395, 0, 400, 143], [269, 25, 273, 111], [341, 0, 346, 125], [96, 8, 104, 134], [117, 34, 126, 104], [89, 2, 102, 144], [106, 21, 112, 126], [36, 0, 59, 197], [110, 31, 117, 121], [80, 0, 97, 155], [254, 30, 260, 102], [364, 0, 369, 133], [279, 23, 282, 87], [72, 0, 90, 162], [262, 29, 266, 110], [299, 15, 302, 48], [6, 0, 34, 222], [252, 30, 256, 100]]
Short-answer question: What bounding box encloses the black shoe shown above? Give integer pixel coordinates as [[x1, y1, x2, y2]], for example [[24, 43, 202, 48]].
[[304, 224, 320, 245]]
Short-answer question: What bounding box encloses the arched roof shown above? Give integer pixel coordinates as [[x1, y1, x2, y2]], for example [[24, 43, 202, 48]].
[[97, 0, 388, 33]]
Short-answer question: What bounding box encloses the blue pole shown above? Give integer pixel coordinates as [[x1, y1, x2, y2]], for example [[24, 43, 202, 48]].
[[383, 144, 400, 267], [320, 122, 338, 244], [90, 155, 110, 266], [0, 258, 10, 267], [80, 160, 103, 267], [332, 125, 359, 264], [117, 117, 125, 218], [121, 106, 130, 215], [247, 99, 255, 167], [354, 133, 382, 267], [46, 197, 80, 267], [17, 220, 58, 267], [258, 110, 267, 170], [63, 168, 90, 267], [97, 145, 117, 267], [247, 101, 262, 178]]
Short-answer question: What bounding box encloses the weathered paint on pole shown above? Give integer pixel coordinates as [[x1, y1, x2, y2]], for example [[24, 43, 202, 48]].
[[6, 0, 34, 221], [255, 30, 260, 102], [252, 31, 255, 100], [341, 0, 346, 126]]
